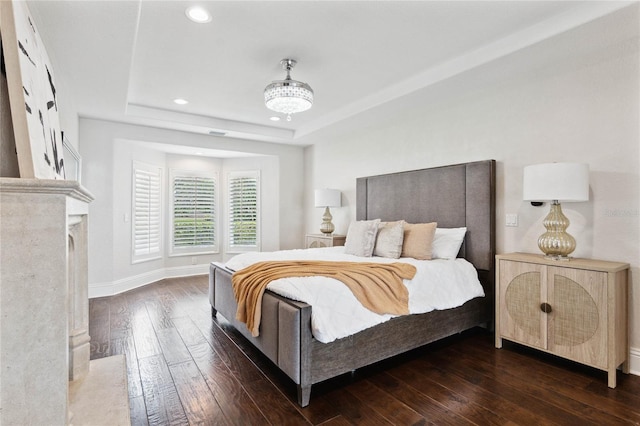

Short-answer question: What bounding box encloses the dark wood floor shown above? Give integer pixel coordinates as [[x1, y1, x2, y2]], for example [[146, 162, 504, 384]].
[[89, 275, 640, 425]]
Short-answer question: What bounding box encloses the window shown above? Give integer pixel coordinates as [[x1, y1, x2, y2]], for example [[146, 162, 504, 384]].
[[170, 170, 218, 255], [132, 161, 162, 263], [227, 171, 260, 252]]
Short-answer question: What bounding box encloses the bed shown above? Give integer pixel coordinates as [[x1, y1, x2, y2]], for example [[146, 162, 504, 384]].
[[209, 159, 495, 406]]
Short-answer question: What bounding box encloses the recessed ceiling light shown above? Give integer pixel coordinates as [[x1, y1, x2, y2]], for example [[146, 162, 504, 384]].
[[269, 116, 281, 122], [173, 98, 188, 105], [185, 6, 212, 23]]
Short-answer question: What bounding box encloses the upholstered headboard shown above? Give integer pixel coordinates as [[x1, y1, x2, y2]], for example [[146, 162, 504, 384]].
[[356, 160, 496, 286]]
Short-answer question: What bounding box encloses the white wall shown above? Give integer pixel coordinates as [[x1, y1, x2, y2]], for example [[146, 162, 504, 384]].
[[300, 7, 640, 358], [79, 118, 304, 297]]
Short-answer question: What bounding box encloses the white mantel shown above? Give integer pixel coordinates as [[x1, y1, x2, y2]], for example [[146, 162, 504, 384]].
[[0, 178, 93, 425]]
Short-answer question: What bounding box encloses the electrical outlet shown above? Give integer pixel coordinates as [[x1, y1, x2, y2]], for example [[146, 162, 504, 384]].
[[506, 214, 518, 227], [191, 257, 197, 265]]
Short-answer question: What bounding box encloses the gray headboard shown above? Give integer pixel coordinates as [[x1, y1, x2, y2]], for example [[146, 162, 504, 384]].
[[356, 160, 496, 286]]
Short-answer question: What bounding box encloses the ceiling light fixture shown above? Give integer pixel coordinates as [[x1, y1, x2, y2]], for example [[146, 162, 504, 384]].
[[185, 6, 212, 23], [173, 98, 189, 105], [269, 116, 281, 122], [264, 59, 313, 122]]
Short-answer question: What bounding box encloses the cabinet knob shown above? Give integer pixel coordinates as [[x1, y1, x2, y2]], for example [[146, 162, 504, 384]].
[[540, 303, 553, 314]]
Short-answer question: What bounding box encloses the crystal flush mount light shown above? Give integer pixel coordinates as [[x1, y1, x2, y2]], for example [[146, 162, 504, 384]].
[[264, 59, 314, 121]]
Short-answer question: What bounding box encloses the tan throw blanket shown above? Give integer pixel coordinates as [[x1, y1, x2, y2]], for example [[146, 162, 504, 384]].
[[232, 260, 417, 337]]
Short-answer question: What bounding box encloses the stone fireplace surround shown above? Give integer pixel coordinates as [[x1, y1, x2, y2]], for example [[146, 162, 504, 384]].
[[0, 178, 128, 424]]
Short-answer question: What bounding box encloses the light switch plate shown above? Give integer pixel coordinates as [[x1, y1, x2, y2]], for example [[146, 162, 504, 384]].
[[506, 214, 518, 227]]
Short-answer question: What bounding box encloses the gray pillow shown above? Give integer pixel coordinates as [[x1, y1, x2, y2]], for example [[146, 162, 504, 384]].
[[374, 221, 405, 258], [344, 219, 381, 257]]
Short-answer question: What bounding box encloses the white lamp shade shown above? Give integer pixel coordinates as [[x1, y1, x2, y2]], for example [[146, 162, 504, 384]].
[[523, 163, 589, 202], [314, 189, 341, 207]]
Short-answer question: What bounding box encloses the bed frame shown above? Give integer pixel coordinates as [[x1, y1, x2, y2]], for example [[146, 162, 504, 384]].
[[209, 159, 495, 406]]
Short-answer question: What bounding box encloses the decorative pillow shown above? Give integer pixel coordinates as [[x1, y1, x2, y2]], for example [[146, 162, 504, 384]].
[[432, 227, 467, 259], [344, 219, 381, 257], [401, 222, 437, 260], [374, 221, 405, 258]]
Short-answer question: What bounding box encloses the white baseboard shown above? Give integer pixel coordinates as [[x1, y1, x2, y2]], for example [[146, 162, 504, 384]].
[[630, 346, 640, 377], [88, 264, 209, 298]]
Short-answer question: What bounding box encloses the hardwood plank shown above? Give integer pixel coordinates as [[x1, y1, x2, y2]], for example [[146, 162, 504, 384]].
[[428, 346, 601, 426], [155, 327, 191, 366], [179, 275, 209, 297], [316, 415, 353, 426], [109, 293, 133, 340], [345, 379, 426, 425], [316, 387, 394, 425], [388, 362, 508, 425], [128, 395, 149, 426], [457, 338, 640, 424], [168, 360, 230, 425], [193, 312, 309, 425], [110, 336, 144, 399], [129, 305, 162, 359], [144, 299, 176, 330], [367, 371, 474, 425], [406, 356, 551, 425], [138, 355, 188, 426], [168, 281, 210, 317], [172, 316, 209, 347], [89, 297, 110, 359], [189, 342, 270, 425]]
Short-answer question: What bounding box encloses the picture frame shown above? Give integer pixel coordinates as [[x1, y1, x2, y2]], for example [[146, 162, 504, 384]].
[[0, 0, 64, 179]]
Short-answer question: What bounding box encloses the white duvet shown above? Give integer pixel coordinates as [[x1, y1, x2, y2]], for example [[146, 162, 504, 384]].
[[225, 246, 485, 343]]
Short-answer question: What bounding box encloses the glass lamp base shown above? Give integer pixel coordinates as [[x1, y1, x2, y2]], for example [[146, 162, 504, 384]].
[[538, 201, 576, 259], [319, 206, 335, 234]]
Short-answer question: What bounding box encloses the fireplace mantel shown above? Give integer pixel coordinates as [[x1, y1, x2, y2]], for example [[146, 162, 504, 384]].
[[0, 178, 93, 424]]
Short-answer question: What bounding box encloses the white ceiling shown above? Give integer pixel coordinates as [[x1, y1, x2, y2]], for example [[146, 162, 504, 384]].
[[27, 1, 633, 146]]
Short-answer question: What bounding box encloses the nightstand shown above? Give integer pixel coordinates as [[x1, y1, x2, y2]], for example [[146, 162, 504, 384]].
[[495, 252, 629, 388], [305, 234, 346, 249]]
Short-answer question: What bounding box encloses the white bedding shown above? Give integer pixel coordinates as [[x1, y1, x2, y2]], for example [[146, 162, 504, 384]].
[[225, 246, 485, 343]]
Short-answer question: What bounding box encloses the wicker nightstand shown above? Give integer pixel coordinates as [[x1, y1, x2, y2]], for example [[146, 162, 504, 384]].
[[305, 234, 346, 249], [495, 252, 629, 388]]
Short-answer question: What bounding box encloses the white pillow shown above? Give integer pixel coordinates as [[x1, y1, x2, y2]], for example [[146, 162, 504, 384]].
[[432, 227, 467, 259], [344, 219, 381, 257], [374, 221, 405, 258]]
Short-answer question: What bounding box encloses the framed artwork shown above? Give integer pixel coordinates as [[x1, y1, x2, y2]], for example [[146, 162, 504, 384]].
[[0, 0, 64, 179]]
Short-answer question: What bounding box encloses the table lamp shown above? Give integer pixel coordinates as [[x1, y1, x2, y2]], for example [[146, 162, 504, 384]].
[[523, 163, 589, 259], [314, 189, 341, 234]]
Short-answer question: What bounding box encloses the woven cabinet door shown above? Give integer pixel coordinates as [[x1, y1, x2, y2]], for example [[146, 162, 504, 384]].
[[308, 239, 327, 248], [547, 266, 607, 370], [499, 260, 547, 350], [306, 235, 329, 248]]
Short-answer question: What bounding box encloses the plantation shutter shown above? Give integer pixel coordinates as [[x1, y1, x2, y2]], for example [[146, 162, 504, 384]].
[[171, 171, 218, 254], [227, 171, 260, 252], [133, 162, 162, 262]]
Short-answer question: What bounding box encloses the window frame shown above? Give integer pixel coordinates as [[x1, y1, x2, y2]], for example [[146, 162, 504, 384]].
[[226, 170, 261, 253], [169, 169, 219, 256], [131, 160, 163, 264]]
